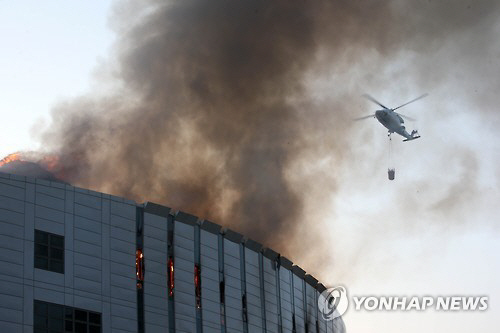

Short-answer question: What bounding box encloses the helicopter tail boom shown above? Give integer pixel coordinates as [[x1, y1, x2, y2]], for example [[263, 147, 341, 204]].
[[403, 129, 420, 141], [403, 135, 420, 142]]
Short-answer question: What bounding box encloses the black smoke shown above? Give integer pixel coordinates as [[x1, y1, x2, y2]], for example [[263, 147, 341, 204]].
[[41, 0, 363, 247], [36, 0, 500, 277]]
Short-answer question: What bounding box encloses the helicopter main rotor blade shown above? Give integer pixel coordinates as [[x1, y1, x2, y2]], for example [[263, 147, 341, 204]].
[[392, 93, 428, 111], [396, 112, 416, 121], [353, 114, 375, 121], [362, 94, 390, 109]]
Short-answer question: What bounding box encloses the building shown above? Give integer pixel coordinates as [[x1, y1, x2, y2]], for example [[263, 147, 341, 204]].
[[0, 171, 345, 332]]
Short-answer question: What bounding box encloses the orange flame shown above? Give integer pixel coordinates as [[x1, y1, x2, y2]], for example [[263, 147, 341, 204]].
[[0, 151, 61, 172], [39, 155, 60, 172], [0, 152, 22, 167]]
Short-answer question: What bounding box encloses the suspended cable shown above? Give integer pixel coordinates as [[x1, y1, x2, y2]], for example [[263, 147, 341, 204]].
[[388, 135, 395, 180]]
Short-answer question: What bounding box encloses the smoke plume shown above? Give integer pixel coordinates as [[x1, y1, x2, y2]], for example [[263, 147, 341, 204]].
[[41, 0, 364, 246], [31, 0, 500, 281]]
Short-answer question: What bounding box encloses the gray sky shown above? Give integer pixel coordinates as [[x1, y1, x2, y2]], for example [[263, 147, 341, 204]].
[[1, 1, 499, 332]]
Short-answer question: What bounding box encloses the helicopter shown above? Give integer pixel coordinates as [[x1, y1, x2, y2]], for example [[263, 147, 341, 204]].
[[355, 93, 428, 141]]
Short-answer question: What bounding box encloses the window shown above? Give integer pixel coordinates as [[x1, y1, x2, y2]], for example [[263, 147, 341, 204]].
[[34, 300, 101, 333], [219, 279, 225, 304], [168, 257, 174, 297], [34, 301, 63, 333], [136, 249, 144, 289], [35, 229, 64, 274], [242, 293, 248, 323], [194, 264, 201, 308]]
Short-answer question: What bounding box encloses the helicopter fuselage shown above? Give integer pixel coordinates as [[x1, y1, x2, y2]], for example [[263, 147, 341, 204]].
[[375, 109, 417, 140], [360, 92, 427, 141]]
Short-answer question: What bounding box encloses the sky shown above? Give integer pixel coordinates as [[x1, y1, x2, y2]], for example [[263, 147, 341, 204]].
[[1, 1, 499, 332], [0, 1, 114, 158]]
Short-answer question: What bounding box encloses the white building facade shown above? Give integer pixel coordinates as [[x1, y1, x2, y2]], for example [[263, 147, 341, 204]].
[[0, 171, 345, 333]]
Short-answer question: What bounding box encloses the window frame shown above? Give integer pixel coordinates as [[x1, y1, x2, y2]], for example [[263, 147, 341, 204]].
[[34, 229, 65, 274], [34, 300, 102, 333]]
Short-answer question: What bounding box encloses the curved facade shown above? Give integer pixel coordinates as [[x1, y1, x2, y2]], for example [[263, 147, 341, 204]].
[[0, 171, 345, 332]]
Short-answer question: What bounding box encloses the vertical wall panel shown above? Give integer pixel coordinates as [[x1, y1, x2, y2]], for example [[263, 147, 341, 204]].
[[293, 274, 306, 333], [0, 176, 25, 331], [262, 256, 279, 333], [200, 227, 221, 332], [244, 246, 264, 333], [279, 267, 293, 332], [107, 199, 137, 332], [317, 289, 327, 333], [224, 238, 243, 333], [173, 216, 196, 332], [144, 211, 169, 332], [304, 282, 318, 333]]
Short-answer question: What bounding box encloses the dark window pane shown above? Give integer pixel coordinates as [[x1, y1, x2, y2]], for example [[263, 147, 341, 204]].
[[65, 320, 73, 332], [89, 312, 101, 325], [36, 244, 49, 257], [50, 235, 64, 248], [34, 314, 47, 328], [48, 304, 64, 319], [34, 230, 65, 273], [35, 257, 49, 270], [35, 300, 102, 333], [35, 301, 48, 315], [75, 309, 87, 322], [65, 308, 73, 320], [48, 315, 64, 332], [35, 230, 48, 244], [89, 324, 101, 333], [50, 260, 64, 274], [75, 322, 87, 333], [51, 248, 64, 260]]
